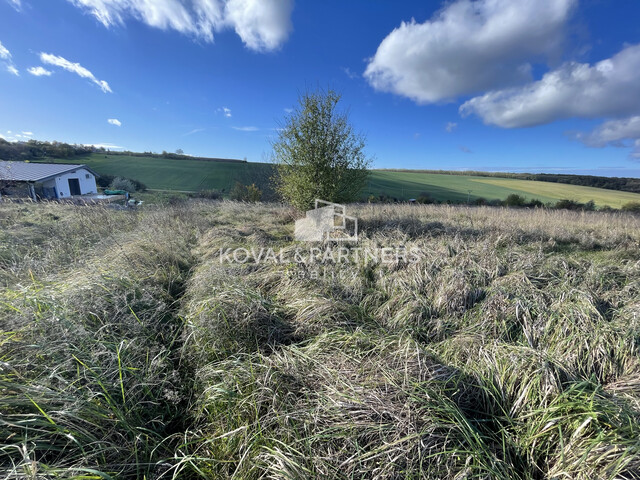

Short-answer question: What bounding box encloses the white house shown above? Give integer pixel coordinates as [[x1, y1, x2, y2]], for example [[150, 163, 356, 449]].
[[0, 161, 99, 200]]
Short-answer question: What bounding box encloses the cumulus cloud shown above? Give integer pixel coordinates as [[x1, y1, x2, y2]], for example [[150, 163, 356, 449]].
[[67, 0, 293, 52], [40, 53, 112, 93], [0, 40, 19, 75], [27, 66, 53, 76], [365, 0, 575, 104], [572, 117, 640, 160], [445, 122, 457, 133], [220, 106, 232, 117], [460, 44, 640, 128], [21, 131, 33, 136], [107, 118, 122, 126]]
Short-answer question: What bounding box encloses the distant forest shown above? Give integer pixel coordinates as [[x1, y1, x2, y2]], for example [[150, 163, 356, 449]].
[[1, 138, 638, 194]]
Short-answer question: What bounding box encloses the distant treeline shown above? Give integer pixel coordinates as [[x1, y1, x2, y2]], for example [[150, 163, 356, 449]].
[[379, 169, 640, 194], [0, 138, 246, 164], [0, 138, 94, 160]]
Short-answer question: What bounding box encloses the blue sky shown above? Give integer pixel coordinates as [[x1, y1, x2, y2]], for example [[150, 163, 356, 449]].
[[1, 0, 640, 177]]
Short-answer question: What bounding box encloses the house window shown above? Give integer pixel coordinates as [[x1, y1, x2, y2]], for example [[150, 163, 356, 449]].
[[86, 174, 91, 179]]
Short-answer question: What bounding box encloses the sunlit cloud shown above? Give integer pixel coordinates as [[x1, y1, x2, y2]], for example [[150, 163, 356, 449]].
[[67, 0, 294, 52], [40, 52, 112, 93], [27, 66, 53, 76]]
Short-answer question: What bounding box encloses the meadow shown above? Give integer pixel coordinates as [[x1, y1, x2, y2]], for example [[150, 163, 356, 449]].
[[1, 200, 639, 479], [50, 154, 640, 207]]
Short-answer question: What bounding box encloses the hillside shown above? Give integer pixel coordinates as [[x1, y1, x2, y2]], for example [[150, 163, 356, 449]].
[[1, 200, 639, 478], [367, 171, 640, 208], [53, 153, 640, 208]]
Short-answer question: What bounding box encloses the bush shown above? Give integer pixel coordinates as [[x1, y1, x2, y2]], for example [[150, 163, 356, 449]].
[[102, 176, 147, 192], [109, 177, 136, 192], [504, 194, 527, 207], [96, 174, 115, 188], [416, 192, 434, 204], [622, 201, 640, 213], [192, 189, 223, 200], [554, 199, 597, 211], [230, 182, 262, 202]]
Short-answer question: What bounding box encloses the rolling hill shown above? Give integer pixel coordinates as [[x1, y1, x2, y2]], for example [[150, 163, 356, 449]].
[[48, 153, 640, 208]]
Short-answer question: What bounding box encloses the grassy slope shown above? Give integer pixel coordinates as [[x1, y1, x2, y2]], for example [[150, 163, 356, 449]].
[[2, 200, 640, 478], [46, 153, 640, 207], [69, 154, 273, 192], [368, 170, 640, 207]]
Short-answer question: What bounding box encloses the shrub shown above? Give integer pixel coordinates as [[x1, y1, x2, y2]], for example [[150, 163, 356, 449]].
[[192, 189, 222, 200], [504, 194, 527, 207], [416, 192, 434, 204], [230, 182, 262, 202], [554, 199, 597, 211], [622, 201, 640, 213], [107, 176, 147, 192]]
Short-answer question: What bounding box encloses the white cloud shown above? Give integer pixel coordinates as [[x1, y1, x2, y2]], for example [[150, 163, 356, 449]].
[[365, 0, 575, 104], [221, 106, 232, 117], [6, 0, 21, 11], [573, 116, 640, 160], [67, 0, 294, 52], [460, 43, 640, 128], [27, 66, 53, 76], [40, 53, 112, 93], [21, 131, 33, 136], [225, 0, 294, 52], [0, 40, 18, 75], [445, 122, 457, 133], [83, 142, 124, 150], [342, 67, 358, 80], [107, 118, 122, 126], [184, 127, 205, 136], [0, 41, 10, 60], [232, 126, 258, 131]]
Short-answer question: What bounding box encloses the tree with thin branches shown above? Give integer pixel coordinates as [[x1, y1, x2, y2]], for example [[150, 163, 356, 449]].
[[272, 89, 371, 209]]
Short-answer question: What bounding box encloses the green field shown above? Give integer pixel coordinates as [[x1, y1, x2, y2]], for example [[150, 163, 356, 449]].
[[69, 154, 274, 193], [52, 153, 640, 207], [367, 171, 640, 207]]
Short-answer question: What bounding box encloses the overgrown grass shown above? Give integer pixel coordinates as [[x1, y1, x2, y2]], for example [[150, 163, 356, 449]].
[[1, 200, 639, 478]]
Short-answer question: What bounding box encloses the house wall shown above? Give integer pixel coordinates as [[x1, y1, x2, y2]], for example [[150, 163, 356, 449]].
[[49, 169, 97, 198]]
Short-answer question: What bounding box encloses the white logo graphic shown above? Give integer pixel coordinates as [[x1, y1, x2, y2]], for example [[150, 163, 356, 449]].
[[294, 199, 358, 242]]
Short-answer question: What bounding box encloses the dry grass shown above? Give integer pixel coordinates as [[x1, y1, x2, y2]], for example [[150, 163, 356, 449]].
[[1, 200, 639, 478]]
